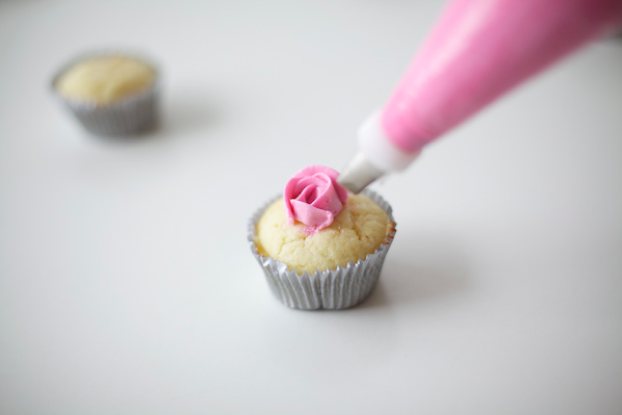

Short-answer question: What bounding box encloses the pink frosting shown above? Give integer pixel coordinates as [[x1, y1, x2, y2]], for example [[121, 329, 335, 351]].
[[284, 166, 349, 233]]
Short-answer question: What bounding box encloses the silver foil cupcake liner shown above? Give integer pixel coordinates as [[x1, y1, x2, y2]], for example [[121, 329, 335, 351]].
[[248, 189, 396, 310], [51, 50, 160, 136]]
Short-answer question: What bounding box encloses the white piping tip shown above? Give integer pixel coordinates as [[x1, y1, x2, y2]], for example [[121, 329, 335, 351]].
[[338, 152, 385, 194]]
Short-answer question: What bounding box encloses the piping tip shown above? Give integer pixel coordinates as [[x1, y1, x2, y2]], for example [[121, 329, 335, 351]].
[[338, 152, 385, 194]]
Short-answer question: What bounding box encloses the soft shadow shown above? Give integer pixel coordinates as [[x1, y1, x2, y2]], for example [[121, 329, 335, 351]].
[[160, 89, 225, 136], [357, 230, 472, 309], [356, 281, 391, 309], [74, 88, 225, 149], [84, 120, 161, 143], [607, 31, 622, 43]]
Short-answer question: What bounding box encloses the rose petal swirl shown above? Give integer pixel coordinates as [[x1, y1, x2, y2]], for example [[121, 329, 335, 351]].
[[284, 166, 349, 232]]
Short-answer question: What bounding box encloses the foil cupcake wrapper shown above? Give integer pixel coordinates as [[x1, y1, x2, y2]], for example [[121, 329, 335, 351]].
[[248, 189, 396, 310], [50, 50, 160, 136]]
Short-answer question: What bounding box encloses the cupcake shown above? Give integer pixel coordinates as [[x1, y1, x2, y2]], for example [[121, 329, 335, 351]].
[[248, 166, 396, 310], [51, 52, 159, 136]]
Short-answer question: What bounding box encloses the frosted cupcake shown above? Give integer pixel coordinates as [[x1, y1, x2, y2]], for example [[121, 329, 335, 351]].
[[52, 52, 159, 136], [248, 166, 396, 310]]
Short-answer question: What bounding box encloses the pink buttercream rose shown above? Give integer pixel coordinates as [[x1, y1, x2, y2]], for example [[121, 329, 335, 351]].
[[284, 165, 349, 233]]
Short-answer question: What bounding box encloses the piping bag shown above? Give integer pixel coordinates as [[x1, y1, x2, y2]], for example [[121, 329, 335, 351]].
[[338, 0, 622, 193]]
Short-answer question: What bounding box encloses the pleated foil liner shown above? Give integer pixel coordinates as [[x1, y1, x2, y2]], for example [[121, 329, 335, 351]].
[[51, 51, 160, 136], [248, 189, 396, 310]]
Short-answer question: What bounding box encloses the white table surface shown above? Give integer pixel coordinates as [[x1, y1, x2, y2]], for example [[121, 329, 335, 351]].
[[1, 1, 621, 414]]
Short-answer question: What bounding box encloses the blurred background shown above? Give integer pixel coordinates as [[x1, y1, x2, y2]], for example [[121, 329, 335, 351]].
[[1, 1, 621, 414]]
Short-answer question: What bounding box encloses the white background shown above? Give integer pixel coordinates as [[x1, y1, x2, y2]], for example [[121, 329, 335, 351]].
[[1, 1, 621, 414]]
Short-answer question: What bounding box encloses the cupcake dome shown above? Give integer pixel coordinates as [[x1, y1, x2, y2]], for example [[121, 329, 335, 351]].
[[56, 55, 156, 105], [255, 192, 391, 275]]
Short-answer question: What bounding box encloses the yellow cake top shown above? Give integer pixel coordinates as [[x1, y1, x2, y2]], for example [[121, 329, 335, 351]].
[[255, 193, 392, 275], [56, 56, 156, 105]]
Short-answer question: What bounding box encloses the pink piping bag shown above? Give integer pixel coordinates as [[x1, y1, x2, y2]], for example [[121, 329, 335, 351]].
[[339, 0, 622, 193]]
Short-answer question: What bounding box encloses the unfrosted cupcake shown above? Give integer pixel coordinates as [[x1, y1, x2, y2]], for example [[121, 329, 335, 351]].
[[52, 52, 159, 136], [56, 56, 156, 105], [248, 166, 396, 310]]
